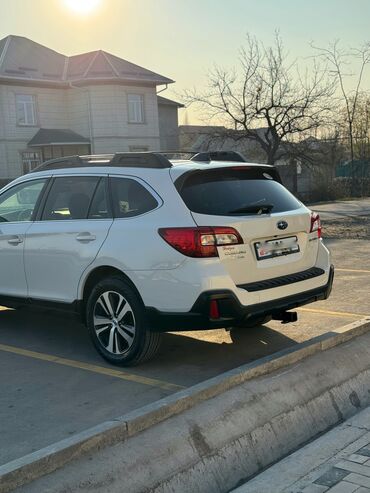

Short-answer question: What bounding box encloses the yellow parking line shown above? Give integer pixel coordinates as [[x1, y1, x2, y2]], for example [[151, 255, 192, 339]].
[[0, 343, 184, 391], [336, 268, 370, 274], [298, 307, 370, 318]]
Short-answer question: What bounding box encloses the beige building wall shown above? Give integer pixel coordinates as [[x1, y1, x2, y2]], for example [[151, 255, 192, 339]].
[[0, 86, 9, 177], [158, 104, 180, 150], [0, 85, 69, 178], [87, 84, 160, 153], [0, 143, 7, 179], [0, 83, 163, 179], [67, 88, 90, 139], [2, 85, 68, 138]]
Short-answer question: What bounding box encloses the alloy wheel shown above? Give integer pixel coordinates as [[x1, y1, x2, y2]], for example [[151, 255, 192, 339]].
[[93, 290, 136, 355]]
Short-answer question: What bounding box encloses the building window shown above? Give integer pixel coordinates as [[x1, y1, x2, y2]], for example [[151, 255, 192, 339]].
[[16, 95, 37, 126], [128, 94, 144, 123], [22, 151, 41, 174]]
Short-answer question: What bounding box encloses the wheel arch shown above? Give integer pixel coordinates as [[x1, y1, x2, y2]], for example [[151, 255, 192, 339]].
[[80, 266, 144, 313]]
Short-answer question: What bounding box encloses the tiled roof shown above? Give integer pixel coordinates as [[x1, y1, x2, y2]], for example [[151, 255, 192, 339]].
[[28, 128, 90, 147], [0, 35, 173, 86]]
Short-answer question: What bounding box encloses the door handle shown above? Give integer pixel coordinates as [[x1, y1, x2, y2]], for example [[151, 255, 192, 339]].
[[76, 233, 96, 242], [8, 235, 23, 245]]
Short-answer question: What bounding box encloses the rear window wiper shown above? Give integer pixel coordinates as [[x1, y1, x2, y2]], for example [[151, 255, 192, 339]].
[[228, 203, 274, 215]]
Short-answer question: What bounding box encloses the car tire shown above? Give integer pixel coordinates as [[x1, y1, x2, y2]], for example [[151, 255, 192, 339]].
[[86, 276, 162, 366]]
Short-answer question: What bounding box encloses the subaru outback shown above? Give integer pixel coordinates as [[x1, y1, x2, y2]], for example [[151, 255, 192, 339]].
[[0, 152, 334, 365]]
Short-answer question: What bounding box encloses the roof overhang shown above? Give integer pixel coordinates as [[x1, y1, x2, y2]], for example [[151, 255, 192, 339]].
[[28, 129, 90, 147], [0, 76, 174, 88], [157, 96, 184, 108], [29, 141, 91, 147], [68, 77, 174, 87]]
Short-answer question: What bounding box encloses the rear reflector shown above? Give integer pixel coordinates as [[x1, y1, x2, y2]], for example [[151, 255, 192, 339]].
[[158, 226, 243, 257], [310, 213, 322, 238], [209, 299, 220, 319]]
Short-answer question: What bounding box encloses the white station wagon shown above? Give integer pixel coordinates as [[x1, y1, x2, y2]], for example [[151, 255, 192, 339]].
[[0, 152, 334, 365]]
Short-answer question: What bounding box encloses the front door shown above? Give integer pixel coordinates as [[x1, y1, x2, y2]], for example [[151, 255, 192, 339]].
[[24, 175, 113, 303], [0, 178, 48, 298]]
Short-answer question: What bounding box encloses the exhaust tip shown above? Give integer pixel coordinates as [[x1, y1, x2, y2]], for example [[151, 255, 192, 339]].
[[272, 311, 298, 324]]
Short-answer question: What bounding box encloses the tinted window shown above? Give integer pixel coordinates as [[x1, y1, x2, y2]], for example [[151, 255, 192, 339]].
[[88, 179, 110, 219], [0, 179, 46, 222], [42, 176, 99, 220], [110, 178, 158, 218], [177, 167, 301, 216]]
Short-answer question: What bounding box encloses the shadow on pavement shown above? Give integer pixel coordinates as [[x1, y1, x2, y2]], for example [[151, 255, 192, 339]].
[[0, 308, 297, 384], [153, 325, 297, 382], [0, 308, 298, 464]]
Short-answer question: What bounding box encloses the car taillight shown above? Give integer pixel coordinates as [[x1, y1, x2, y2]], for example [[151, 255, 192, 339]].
[[158, 227, 243, 257], [310, 212, 322, 238]]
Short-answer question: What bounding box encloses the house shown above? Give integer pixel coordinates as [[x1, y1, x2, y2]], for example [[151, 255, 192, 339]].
[[0, 35, 183, 181], [158, 96, 184, 150]]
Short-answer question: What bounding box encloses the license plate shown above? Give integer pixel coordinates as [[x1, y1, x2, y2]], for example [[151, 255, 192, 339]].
[[254, 236, 300, 260]]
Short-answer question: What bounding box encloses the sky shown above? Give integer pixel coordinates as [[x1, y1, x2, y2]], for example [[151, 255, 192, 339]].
[[0, 0, 369, 124]]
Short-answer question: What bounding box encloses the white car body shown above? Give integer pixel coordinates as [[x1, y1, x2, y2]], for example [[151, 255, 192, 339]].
[[0, 153, 333, 339]]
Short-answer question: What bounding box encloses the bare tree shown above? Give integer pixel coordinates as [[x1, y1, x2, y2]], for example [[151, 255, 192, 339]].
[[182, 33, 336, 165], [309, 130, 345, 183], [351, 93, 370, 195], [312, 40, 370, 189], [352, 93, 370, 161]]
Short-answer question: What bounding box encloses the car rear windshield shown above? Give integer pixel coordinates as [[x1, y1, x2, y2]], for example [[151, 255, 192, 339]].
[[176, 167, 302, 216]]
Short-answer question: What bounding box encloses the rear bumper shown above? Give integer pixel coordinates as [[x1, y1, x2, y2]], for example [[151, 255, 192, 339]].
[[146, 264, 334, 331]]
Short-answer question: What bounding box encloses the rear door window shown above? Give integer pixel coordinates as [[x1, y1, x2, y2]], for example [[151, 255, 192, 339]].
[[88, 179, 110, 219], [41, 176, 99, 220], [176, 167, 302, 216]]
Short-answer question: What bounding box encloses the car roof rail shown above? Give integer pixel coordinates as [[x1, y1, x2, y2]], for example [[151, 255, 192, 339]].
[[154, 150, 197, 160], [151, 150, 248, 163], [32, 152, 173, 172], [190, 151, 247, 163], [32, 155, 85, 172], [109, 152, 172, 168]]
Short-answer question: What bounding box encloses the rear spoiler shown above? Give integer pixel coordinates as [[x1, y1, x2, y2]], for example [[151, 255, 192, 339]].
[[173, 164, 282, 192]]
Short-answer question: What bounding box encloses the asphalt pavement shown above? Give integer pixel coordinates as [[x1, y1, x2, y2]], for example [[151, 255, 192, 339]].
[[0, 237, 369, 468], [312, 198, 370, 220]]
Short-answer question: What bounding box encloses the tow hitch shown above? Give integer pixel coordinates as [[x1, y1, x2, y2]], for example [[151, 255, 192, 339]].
[[272, 311, 298, 324]]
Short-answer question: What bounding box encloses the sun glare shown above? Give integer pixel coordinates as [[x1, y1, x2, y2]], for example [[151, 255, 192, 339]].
[[64, 0, 102, 15]]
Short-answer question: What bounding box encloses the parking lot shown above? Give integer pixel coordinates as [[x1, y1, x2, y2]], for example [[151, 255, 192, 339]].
[[0, 237, 369, 467]]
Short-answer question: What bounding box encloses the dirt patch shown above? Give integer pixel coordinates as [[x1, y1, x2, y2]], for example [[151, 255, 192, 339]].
[[322, 215, 370, 239]]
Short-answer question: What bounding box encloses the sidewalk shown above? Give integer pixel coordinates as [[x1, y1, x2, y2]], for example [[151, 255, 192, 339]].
[[232, 406, 370, 493]]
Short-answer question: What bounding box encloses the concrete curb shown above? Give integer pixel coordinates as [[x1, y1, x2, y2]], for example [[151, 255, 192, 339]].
[[1, 317, 370, 492], [230, 407, 370, 493]]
